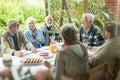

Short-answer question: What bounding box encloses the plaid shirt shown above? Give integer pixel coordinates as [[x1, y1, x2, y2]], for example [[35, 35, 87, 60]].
[[79, 24, 104, 46]]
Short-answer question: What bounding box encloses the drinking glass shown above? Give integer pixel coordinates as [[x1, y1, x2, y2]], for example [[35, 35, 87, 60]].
[[2, 54, 12, 67], [83, 39, 88, 46]]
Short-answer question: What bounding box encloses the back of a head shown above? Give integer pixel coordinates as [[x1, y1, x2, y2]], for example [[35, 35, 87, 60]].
[[105, 22, 120, 38], [60, 23, 78, 44]]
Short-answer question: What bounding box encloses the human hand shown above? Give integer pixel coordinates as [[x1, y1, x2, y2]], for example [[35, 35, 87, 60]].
[[0, 68, 11, 77], [34, 38, 41, 43], [60, 76, 73, 80], [31, 47, 37, 53], [44, 61, 52, 69], [36, 37, 41, 41], [86, 46, 93, 50], [14, 51, 24, 57], [34, 69, 49, 80]]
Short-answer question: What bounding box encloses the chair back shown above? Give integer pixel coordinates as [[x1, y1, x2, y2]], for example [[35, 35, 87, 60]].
[[85, 63, 108, 80], [113, 57, 120, 80]]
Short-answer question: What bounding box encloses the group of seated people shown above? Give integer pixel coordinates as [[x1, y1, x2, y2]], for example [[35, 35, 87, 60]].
[[0, 13, 120, 80]]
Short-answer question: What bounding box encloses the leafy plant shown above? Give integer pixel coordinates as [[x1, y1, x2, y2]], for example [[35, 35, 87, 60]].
[[0, 0, 44, 35]]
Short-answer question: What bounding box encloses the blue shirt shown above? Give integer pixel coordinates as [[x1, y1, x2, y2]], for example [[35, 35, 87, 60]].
[[25, 28, 45, 48], [9, 32, 19, 50]]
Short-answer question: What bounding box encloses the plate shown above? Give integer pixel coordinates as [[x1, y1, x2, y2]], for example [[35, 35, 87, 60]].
[[42, 54, 54, 59], [41, 46, 49, 50], [20, 57, 43, 65], [23, 51, 32, 55], [39, 52, 55, 59]]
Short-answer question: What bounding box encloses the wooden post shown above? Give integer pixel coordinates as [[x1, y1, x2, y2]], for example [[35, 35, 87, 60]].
[[44, 0, 48, 16], [59, 0, 65, 27], [84, 0, 88, 13], [64, 0, 72, 23]]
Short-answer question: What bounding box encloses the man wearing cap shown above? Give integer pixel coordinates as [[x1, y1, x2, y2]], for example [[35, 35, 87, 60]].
[[1, 19, 37, 57]]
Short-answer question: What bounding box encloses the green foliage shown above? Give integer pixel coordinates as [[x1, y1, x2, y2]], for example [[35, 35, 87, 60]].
[[0, 0, 44, 35], [49, 0, 114, 33]]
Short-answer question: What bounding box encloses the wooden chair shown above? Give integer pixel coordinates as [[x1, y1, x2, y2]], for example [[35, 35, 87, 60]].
[[113, 57, 120, 80], [85, 63, 108, 80]]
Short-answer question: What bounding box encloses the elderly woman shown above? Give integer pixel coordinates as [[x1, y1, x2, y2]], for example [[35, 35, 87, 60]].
[[89, 22, 120, 80], [45, 23, 89, 80], [25, 17, 45, 48], [79, 13, 104, 49], [1, 19, 37, 57]]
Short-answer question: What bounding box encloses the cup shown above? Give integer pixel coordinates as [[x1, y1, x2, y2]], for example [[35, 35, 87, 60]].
[[83, 39, 88, 46], [2, 54, 12, 67]]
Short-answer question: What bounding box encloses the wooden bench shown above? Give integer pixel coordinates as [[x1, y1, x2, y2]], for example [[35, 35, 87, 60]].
[[113, 57, 120, 80], [85, 63, 108, 80]]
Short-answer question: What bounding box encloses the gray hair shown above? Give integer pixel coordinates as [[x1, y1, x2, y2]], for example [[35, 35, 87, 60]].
[[45, 15, 53, 21], [26, 17, 35, 27], [82, 13, 94, 23], [6, 19, 19, 27], [60, 23, 79, 44]]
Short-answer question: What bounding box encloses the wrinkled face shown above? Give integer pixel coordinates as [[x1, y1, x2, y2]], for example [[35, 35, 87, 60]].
[[46, 16, 53, 25], [9, 22, 19, 34], [82, 16, 92, 30], [28, 21, 35, 31]]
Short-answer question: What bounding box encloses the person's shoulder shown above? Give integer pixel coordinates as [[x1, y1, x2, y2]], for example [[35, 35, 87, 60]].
[[37, 28, 42, 31], [1, 31, 8, 37], [92, 24, 100, 30], [40, 23, 46, 28], [24, 29, 29, 34], [79, 26, 84, 32]]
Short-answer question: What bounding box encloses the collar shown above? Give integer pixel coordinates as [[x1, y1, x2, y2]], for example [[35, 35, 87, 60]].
[[28, 28, 37, 35], [61, 41, 80, 48], [8, 31, 16, 36], [61, 43, 70, 48]]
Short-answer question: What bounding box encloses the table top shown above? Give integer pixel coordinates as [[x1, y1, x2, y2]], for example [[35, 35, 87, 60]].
[[0, 43, 96, 79], [0, 47, 57, 80]]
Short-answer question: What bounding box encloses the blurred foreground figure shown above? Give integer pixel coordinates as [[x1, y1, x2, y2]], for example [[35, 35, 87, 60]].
[[89, 22, 120, 80], [44, 23, 89, 80]]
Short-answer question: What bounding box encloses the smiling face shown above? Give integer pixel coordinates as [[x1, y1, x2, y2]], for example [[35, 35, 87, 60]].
[[28, 21, 35, 32]]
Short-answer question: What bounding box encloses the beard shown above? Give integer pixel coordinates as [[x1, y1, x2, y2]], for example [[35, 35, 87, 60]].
[[46, 23, 53, 27]]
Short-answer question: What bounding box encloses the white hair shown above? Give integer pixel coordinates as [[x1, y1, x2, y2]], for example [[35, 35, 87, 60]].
[[82, 13, 94, 23], [26, 17, 35, 27], [45, 15, 53, 22]]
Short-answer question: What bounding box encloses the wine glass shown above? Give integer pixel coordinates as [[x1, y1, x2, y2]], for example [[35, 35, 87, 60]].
[[83, 39, 88, 46]]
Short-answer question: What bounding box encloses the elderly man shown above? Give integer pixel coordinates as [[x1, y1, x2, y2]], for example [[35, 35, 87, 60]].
[[79, 13, 104, 49], [89, 22, 120, 80], [40, 15, 60, 46], [1, 19, 37, 57]]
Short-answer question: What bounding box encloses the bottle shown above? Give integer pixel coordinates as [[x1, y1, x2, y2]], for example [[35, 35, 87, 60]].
[[49, 35, 56, 53], [49, 43, 56, 53]]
